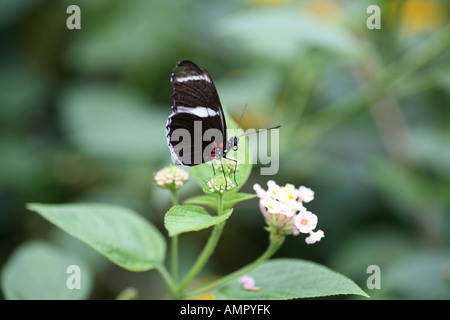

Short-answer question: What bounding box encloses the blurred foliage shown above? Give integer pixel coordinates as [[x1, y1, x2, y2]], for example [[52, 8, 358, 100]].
[[0, 0, 449, 299]]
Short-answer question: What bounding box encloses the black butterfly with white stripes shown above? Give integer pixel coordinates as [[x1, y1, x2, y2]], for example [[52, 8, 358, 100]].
[[166, 60, 239, 184]]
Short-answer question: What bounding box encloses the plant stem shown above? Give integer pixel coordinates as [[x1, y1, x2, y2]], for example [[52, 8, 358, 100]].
[[170, 188, 179, 284], [177, 193, 225, 292], [217, 192, 224, 216], [156, 265, 177, 295], [171, 235, 179, 284], [170, 188, 179, 206], [185, 237, 283, 297]]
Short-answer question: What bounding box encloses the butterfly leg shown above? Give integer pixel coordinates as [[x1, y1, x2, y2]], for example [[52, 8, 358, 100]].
[[223, 156, 238, 187], [211, 160, 216, 176], [219, 159, 228, 190]]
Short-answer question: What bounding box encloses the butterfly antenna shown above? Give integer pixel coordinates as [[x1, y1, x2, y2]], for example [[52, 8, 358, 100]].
[[237, 125, 281, 138], [234, 103, 248, 137]]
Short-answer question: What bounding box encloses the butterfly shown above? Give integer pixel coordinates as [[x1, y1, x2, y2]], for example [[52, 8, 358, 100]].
[[165, 60, 240, 186], [165, 60, 279, 188]]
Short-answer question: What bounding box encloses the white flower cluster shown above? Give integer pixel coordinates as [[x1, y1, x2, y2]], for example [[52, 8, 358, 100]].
[[254, 181, 324, 244]]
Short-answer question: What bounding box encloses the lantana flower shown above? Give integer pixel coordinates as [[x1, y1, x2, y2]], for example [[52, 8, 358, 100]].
[[294, 210, 317, 233], [298, 186, 314, 203], [154, 165, 189, 190], [253, 181, 324, 244], [305, 230, 325, 245]]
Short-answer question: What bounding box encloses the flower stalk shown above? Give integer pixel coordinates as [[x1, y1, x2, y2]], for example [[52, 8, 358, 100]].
[[177, 192, 225, 293], [185, 237, 283, 297]]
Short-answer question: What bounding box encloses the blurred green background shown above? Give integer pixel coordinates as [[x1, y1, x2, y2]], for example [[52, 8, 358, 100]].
[[0, 0, 449, 299]]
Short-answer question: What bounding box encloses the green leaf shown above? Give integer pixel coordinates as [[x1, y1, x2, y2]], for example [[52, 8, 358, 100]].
[[1, 241, 93, 300], [223, 192, 257, 209], [184, 195, 218, 211], [164, 205, 233, 237], [27, 203, 166, 272], [184, 193, 257, 211], [214, 258, 369, 300]]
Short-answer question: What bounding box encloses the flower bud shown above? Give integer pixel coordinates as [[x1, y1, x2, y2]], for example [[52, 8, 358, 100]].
[[154, 165, 189, 190], [207, 174, 235, 194], [213, 159, 239, 175]]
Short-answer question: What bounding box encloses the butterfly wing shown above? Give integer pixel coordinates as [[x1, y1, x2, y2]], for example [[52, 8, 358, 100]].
[[166, 60, 227, 166]]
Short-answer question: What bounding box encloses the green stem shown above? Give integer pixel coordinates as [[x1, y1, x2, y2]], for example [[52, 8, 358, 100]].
[[177, 193, 225, 292], [156, 265, 177, 295], [171, 235, 179, 284], [185, 237, 283, 297], [217, 192, 224, 216], [170, 188, 179, 284], [170, 188, 179, 206]]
